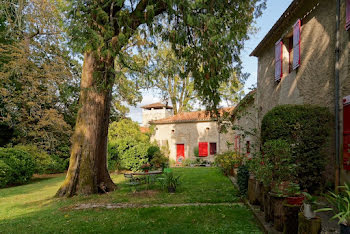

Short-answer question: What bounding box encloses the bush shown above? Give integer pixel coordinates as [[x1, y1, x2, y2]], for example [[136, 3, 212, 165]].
[[150, 151, 169, 169], [193, 146, 199, 157], [13, 145, 58, 174], [147, 145, 161, 162], [237, 164, 249, 196], [108, 138, 150, 172], [261, 105, 333, 192], [214, 151, 240, 175], [263, 139, 296, 186], [0, 148, 35, 185], [0, 160, 13, 188]]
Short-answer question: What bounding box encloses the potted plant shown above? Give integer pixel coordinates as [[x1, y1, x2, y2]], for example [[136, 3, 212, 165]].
[[302, 192, 318, 219], [140, 163, 151, 173], [161, 172, 180, 193], [316, 184, 350, 233], [286, 182, 304, 205]]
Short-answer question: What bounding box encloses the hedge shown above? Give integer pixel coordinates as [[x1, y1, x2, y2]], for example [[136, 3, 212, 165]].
[[0, 160, 13, 188], [0, 148, 35, 185], [261, 104, 333, 192]]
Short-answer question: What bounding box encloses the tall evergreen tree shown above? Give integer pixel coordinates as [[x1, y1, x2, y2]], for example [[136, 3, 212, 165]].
[[56, 0, 266, 197]]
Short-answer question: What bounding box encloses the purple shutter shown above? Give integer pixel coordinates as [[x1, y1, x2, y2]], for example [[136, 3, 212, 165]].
[[347, 0, 350, 30], [275, 40, 283, 81], [293, 19, 301, 69]]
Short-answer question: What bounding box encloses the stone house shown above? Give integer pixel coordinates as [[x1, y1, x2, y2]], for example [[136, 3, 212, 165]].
[[230, 90, 258, 158], [148, 108, 234, 164], [250, 0, 350, 185], [141, 95, 258, 164]]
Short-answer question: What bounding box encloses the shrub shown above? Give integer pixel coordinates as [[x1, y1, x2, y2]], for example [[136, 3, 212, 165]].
[[261, 105, 333, 192], [193, 146, 199, 157], [214, 151, 240, 175], [263, 139, 296, 187], [0, 160, 13, 188], [108, 138, 150, 171], [147, 145, 161, 162], [13, 144, 57, 174], [150, 151, 168, 169], [0, 148, 35, 185], [237, 164, 249, 196]]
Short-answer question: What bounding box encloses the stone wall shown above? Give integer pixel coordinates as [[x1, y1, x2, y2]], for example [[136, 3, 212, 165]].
[[256, 0, 339, 184], [232, 91, 258, 157], [151, 121, 234, 162], [142, 108, 173, 126]]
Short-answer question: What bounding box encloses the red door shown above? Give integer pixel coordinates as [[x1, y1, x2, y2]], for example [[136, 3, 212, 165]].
[[344, 96, 350, 170], [176, 144, 185, 164]]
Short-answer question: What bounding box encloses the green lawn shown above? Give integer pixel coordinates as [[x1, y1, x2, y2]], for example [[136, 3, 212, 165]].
[[0, 167, 262, 233]]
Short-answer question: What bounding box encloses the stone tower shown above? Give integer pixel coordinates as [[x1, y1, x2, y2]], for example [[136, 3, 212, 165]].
[[141, 102, 173, 126]]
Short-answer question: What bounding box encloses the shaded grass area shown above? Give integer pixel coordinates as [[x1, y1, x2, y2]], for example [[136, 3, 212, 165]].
[[1, 205, 261, 233], [0, 167, 261, 233]]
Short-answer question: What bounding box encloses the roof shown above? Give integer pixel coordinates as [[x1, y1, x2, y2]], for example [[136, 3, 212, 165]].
[[140, 127, 150, 133], [150, 107, 234, 124], [141, 102, 173, 109], [250, 0, 307, 57]]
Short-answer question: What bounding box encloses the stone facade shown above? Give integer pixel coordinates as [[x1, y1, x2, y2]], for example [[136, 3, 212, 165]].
[[151, 120, 234, 162], [251, 0, 350, 184], [142, 108, 173, 126], [231, 90, 258, 157], [141, 103, 173, 126]]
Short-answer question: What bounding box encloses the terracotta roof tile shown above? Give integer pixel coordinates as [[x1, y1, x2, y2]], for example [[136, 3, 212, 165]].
[[140, 127, 150, 133], [141, 102, 173, 109], [150, 107, 234, 124]]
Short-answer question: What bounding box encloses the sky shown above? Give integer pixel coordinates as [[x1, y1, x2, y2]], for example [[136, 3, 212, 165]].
[[127, 0, 294, 125]]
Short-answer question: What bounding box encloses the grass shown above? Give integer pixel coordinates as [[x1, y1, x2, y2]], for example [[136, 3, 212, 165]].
[[0, 167, 262, 233]]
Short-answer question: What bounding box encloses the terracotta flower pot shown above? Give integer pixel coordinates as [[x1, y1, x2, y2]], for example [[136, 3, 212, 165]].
[[287, 196, 304, 205]]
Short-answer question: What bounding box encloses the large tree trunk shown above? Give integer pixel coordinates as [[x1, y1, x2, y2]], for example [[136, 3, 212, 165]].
[[56, 51, 116, 197]]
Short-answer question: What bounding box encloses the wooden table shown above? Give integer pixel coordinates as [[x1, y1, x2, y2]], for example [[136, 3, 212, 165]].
[[130, 171, 163, 185]]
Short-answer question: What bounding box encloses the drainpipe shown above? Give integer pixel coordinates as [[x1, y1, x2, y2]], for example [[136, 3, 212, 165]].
[[335, 0, 341, 190]]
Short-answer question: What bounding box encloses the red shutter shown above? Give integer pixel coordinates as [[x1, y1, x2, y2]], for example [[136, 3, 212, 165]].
[[293, 19, 301, 69], [198, 142, 208, 157], [347, 0, 350, 30], [210, 143, 217, 155], [275, 40, 283, 81]]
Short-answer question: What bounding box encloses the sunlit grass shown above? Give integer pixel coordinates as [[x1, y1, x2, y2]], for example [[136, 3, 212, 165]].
[[0, 167, 261, 233]]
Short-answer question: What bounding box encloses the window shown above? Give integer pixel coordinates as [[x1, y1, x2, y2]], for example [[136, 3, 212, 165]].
[[275, 40, 283, 81], [293, 19, 301, 69], [210, 143, 217, 155], [198, 142, 208, 157]]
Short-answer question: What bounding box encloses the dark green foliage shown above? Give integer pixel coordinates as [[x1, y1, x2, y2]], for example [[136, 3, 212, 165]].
[[147, 145, 160, 162], [261, 105, 333, 192], [0, 148, 35, 185], [13, 145, 61, 174], [0, 122, 13, 147], [150, 151, 169, 169], [263, 139, 296, 187], [108, 139, 150, 172], [0, 159, 13, 188], [237, 165, 249, 196]]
